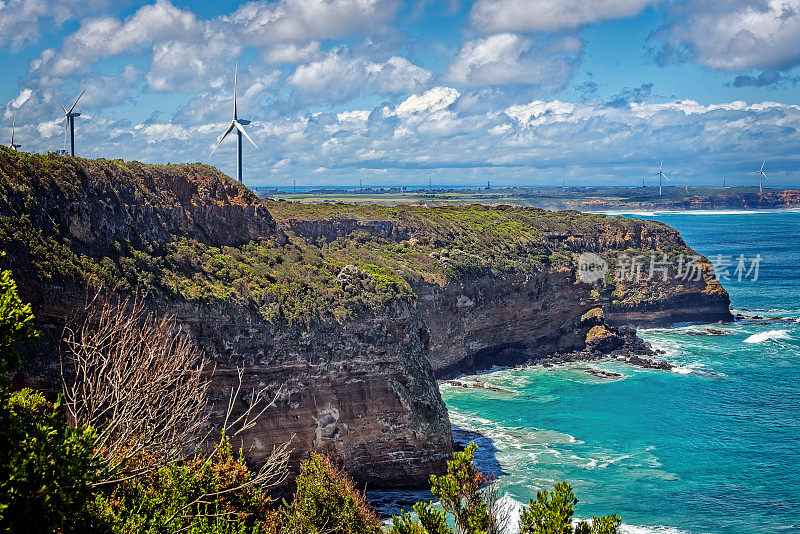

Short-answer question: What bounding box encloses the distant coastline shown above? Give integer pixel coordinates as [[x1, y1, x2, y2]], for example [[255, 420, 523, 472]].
[[259, 185, 800, 212]]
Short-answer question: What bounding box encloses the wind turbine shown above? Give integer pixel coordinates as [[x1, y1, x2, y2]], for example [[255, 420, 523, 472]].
[[653, 161, 671, 196], [210, 62, 258, 183], [56, 89, 85, 156], [753, 161, 768, 193], [9, 114, 21, 151]]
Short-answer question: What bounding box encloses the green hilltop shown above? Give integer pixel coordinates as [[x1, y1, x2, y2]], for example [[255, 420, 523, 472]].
[[0, 147, 703, 328]]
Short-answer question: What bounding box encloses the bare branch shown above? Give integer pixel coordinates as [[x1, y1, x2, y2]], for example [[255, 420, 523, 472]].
[[61, 295, 210, 483]]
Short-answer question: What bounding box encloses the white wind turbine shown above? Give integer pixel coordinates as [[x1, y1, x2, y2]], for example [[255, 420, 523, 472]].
[[753, 161, 768, 193], [210, 62, 258, 183], [9, 114, 21, 151], [653, 160, 671, 196], [56, 89, 85, 156]]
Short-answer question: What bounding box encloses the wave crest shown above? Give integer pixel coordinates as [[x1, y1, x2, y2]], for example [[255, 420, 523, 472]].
[[743, 330, 792, 344]]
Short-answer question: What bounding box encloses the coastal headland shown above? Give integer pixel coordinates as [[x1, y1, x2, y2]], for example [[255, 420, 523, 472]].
[[0, 147, 732, 488]]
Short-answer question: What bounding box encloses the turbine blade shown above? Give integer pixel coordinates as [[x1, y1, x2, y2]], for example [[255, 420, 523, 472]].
[[68, 89, 86, 114], [233, 61, 238, 119], [210, 122, 236, 156], [235, 121, 258, 149], [761, 161, 765, 171], [55, 94, 67, 114], [762, 172, 768, 180], [663, 173, 671, 181], [10, 114, 15, 145]]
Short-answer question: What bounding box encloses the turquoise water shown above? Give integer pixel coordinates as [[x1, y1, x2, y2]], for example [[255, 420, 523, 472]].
[[441, 211, 800, 534]]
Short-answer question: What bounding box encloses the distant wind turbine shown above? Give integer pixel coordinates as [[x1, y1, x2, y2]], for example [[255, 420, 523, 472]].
[[753, 161, 768, 193], [56, 90, 85, 156], [9, 114, 21, 151], [653, 161, 671, 196], [210, 62, 258, 183]]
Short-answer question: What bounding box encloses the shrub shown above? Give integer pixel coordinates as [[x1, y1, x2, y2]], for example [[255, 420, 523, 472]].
[[388, 443, 503, 534], [0, 268, 98, 533], [0, 267, 37, 383], [429, 443, 490, 534], [0, 389, 99, 534], [88, 437, 278, 534], [281, 453, 382, 534], [519, 481, 621, 534], [390, 447, 620, 534]]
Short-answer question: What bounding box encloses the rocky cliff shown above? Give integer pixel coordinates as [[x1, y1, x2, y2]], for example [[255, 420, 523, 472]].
[[0, 148, 731, 488]]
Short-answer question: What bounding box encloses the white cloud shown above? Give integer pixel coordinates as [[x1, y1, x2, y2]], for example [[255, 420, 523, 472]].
[[31, 1, 201, 81], [395, 87, 460, 115], [10, 88, 33, 109], [0, 0, 109, 51], [288, 50, 431, 102], [288, 52, 366, 101], [36, 118, 63, 139], [654, 0, 800, 71], [337, 110, 370, 122], [226, 0, 399, 44], [504, 100, 576, 126], [469, 0, 656, 33], [445, 33, 582, 89], [134, 122, 192, 143], [146, 37, 240, 92], [366, 56, 432, 94], [264, 42, 322, 65]]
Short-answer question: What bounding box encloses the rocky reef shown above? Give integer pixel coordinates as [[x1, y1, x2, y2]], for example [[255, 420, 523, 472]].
[[0, 148, 731, 488]]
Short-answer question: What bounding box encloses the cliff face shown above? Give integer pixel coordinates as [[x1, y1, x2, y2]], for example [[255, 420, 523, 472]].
[[0, 149, 731, 489], [162, 300, 451, 488], [415, 270, 589, 377], [0, 149, 453, 488]]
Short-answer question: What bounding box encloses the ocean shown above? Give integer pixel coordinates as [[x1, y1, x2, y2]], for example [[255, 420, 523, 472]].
[[440, 211, 800, 534]]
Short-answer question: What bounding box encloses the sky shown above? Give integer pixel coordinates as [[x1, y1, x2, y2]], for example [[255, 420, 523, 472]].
[[1, 0, 800, 188]]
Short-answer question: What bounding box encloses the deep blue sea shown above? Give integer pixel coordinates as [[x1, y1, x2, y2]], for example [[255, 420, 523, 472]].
[[441, 211, 800, 534]]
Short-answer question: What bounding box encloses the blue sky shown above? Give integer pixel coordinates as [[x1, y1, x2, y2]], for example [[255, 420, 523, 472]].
[[1, 0, 800, 188]]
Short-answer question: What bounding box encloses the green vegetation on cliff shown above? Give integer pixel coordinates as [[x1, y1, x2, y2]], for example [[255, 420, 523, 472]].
[[0, 148, 715, 327]]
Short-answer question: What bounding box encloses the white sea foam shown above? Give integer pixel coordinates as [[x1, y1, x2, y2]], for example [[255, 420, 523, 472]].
[[743, 329, 792, 344], [619, 524, 694, 534]]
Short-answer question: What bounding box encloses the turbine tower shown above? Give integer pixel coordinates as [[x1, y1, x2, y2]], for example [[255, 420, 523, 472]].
[[211, 62, 258, 183], [653, 161, 671, 196], [753, 161, 768, 193], [56, 90, 85, 156], [9, 114, 21, 151]]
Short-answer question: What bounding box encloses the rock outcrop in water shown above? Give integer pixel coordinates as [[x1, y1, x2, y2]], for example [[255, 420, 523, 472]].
[[0, 148, 731, 488]]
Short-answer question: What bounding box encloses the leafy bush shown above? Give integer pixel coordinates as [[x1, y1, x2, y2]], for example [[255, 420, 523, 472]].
[[0, 389, 99, 534], [428, 443, 490, 534], [0, 268, 99, 533], [0, 266, 37, 383], [280, 453, 382, 534], [89, 438, 278, 534], [519, 481, 621, 534], [390, 446, 621, 534]]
